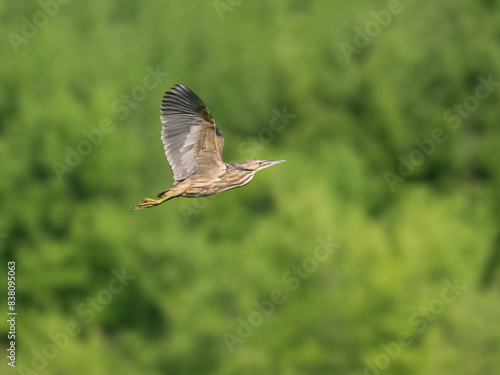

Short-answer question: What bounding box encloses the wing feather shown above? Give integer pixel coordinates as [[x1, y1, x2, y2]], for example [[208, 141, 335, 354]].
[[160, 84, 225, 182]]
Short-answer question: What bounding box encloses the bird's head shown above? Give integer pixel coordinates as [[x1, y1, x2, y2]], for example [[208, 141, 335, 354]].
[[234, 159, 286, 172]]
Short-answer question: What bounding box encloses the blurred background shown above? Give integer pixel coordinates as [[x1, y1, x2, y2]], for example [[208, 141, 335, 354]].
[[1, 0, 500, 374]]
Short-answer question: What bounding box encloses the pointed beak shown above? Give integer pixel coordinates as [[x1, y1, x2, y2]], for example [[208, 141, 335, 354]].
[[259, 160, 286, 170]]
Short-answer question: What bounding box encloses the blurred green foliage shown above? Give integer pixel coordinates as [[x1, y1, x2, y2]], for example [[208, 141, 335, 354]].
[[1, 0, 500, 374]]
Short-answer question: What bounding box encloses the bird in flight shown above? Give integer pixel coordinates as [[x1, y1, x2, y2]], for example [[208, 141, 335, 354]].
[[133, 84, 285, 210]]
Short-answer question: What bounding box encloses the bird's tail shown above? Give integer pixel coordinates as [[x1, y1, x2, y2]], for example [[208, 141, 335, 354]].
[[156, 180, 190, 199], [156, 188, 171, 198]]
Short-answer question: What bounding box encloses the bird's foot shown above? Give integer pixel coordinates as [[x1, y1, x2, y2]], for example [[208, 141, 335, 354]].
[[132, 195, 173, 211], [132, 197, 160, 211]]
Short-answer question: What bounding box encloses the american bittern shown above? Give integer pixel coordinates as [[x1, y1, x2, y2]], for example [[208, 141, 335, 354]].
[[133, 84, 285, 210]]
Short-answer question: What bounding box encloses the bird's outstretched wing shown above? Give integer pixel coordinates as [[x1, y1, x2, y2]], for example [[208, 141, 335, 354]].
[[160, 84, 225, 183]]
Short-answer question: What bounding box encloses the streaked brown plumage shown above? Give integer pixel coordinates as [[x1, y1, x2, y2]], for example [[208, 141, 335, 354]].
[[133, 84, 285, 210]]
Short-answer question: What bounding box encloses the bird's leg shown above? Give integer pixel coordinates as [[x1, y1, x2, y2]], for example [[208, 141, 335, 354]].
[[132, 195, 172, 211]]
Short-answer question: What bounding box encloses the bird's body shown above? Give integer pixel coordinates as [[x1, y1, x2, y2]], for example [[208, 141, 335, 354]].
[[133, 85, 284, 210]]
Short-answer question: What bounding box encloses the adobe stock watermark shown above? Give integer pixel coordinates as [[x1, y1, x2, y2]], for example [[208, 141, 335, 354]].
[[16, 267, 135, 374], [237, 107, 295, 160], [361, 278, 467, 375], [51, 65, 169, 182], [7, 0, 71, 54], [222, 236, 339, 354], [340, 0, 409, 63], [384, 74, 499, 192], [177, 106, 295, 224], [213, 0, 243, 21]]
